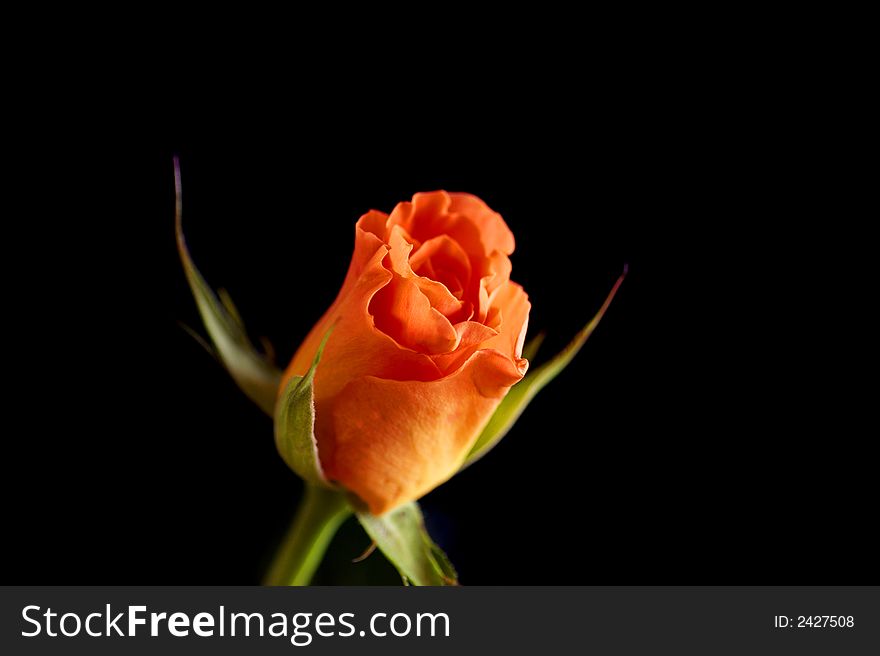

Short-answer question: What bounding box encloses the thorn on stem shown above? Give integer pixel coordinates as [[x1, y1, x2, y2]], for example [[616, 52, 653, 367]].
[[352, 541, 377, 563]]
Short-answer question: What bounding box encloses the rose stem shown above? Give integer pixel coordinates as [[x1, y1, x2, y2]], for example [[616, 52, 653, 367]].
[[262, 485, 351, 586]]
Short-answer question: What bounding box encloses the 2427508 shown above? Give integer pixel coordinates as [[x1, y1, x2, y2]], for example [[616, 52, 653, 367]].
[[774, 616, 854, 628]]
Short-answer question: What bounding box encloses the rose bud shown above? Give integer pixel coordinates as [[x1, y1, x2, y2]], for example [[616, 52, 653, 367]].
[[281, 191, 530, 515]]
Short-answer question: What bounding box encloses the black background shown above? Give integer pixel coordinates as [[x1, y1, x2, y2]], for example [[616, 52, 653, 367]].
[[5, 69, 873, 584]]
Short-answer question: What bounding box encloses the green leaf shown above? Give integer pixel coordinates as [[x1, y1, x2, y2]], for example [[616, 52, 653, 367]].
[[174, 158, 282, 416], [464, 268, 627, 467], [356, 503, 458, 586], [274, 329, 334, 487]]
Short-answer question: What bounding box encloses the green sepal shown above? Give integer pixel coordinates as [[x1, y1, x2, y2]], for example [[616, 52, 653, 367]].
[[356, 503, 458, 586], [520, 331, 546, 362], [464, 268, 627, 467], [274, 330, 334, 487], [174, 158, 282, 416]]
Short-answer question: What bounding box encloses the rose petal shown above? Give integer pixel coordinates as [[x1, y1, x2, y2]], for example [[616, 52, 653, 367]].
[[432, 321, 499, 374], [482, 281, 531, 365], [387, 191, 515, 260], [472, 252, 513, 323], [384, 225, 468, 323], [448, 192, 515, 256], [281, 239, 445, 469], [410, 234, 472, 288], [370, 272, 460, 354], [327, 348, 527, 514], [483, 251, 513, 297], [357, 209, 389, 241]]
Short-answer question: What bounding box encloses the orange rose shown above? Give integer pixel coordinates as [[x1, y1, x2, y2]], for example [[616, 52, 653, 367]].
[[282, 191, 530, 515]]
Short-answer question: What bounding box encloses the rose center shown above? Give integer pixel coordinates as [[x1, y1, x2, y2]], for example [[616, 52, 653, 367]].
[[410, 239, 472, 303], [433, 268, 464, 299]]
